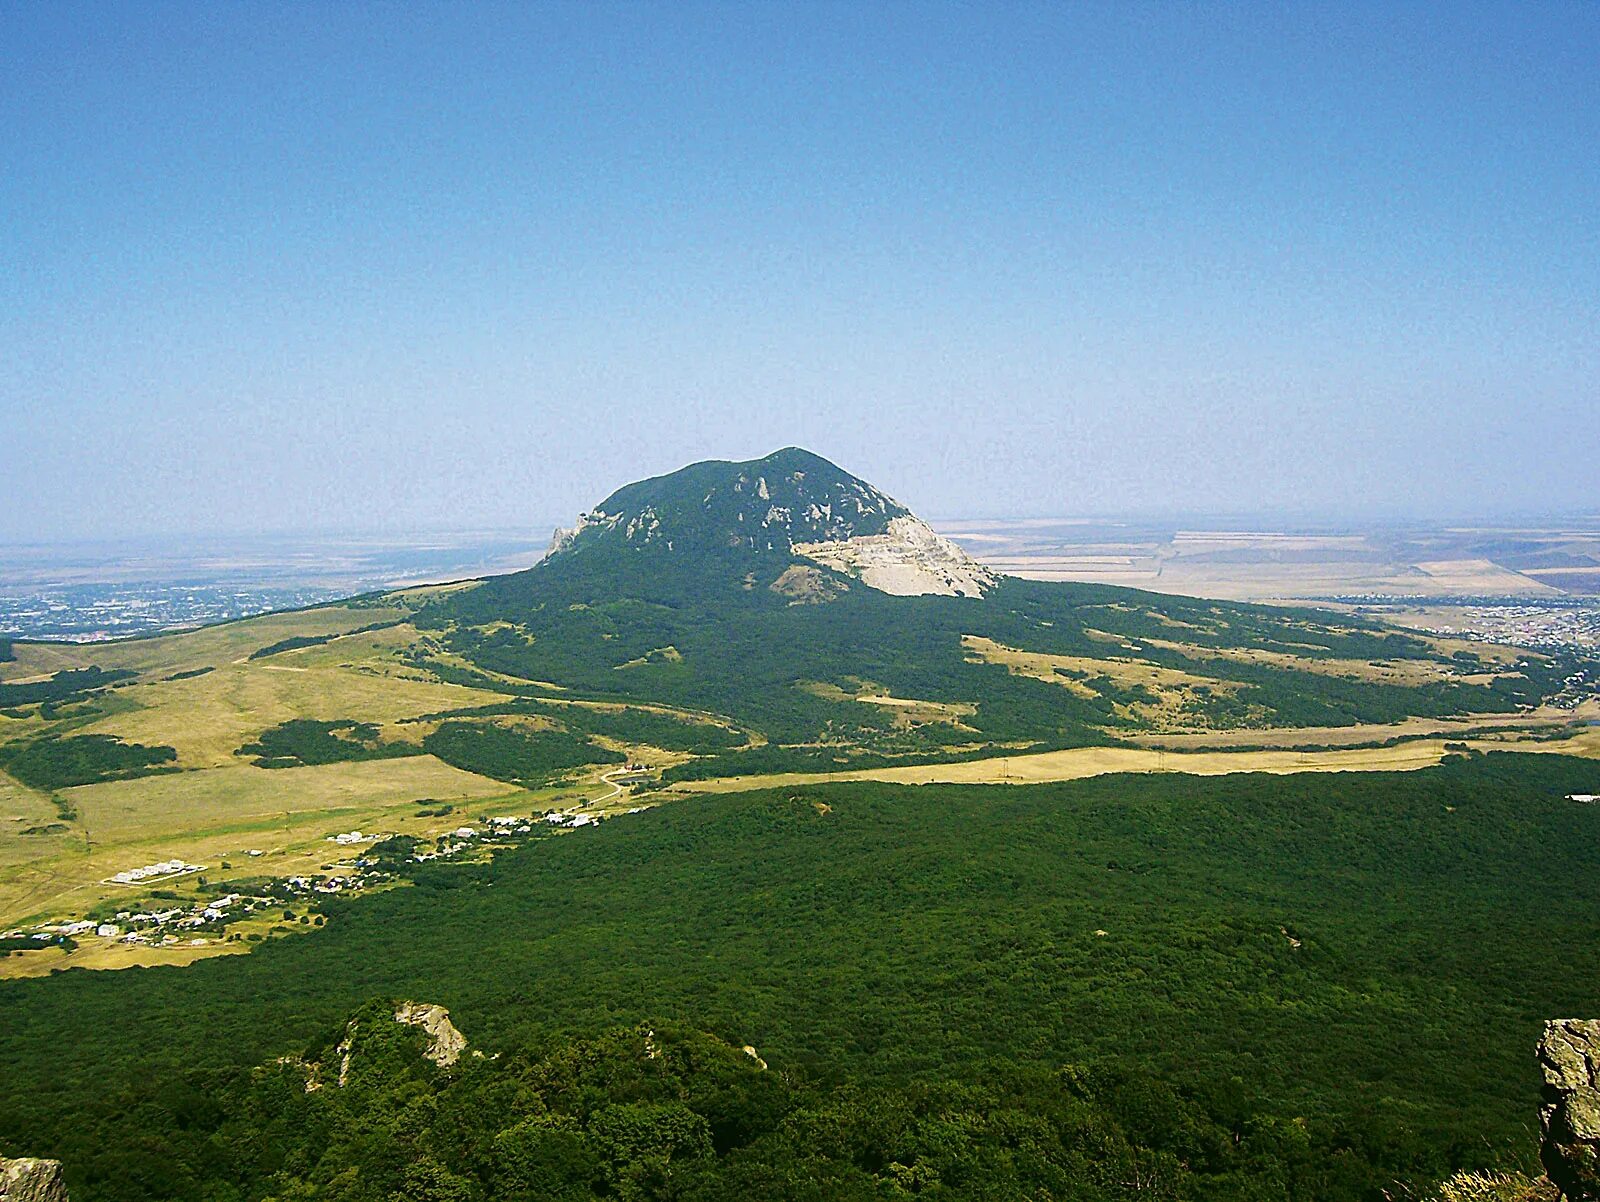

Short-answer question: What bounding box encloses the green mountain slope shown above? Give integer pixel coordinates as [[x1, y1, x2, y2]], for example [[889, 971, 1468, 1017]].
[[420, 449, 1569, 767]]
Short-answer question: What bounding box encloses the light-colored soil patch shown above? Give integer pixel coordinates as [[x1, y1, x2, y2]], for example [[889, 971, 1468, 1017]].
[[1415, 559, 1557, 593], [769, 564, 849, 604], [616, 646, 684, 669]]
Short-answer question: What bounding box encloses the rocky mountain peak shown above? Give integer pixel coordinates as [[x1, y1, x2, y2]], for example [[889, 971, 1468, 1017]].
[[545, 447, 996, 598], [549, 447, 910, 557]]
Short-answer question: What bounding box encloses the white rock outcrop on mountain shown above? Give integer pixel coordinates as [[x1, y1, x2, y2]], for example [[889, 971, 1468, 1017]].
[[794, 515, 997, 598], [394, 1001, 469, 1068]]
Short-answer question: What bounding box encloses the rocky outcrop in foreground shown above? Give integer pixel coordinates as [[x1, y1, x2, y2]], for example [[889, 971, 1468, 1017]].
[[0, 1158, 68, 1202], [394, 1001, 468, 1068], [1540, 1019, 1600, 1200]]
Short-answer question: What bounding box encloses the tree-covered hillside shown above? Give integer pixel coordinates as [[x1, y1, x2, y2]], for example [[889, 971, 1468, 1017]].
[[4, 754, 1598, 1199], [424, 562, 1562, 756], [20, 1004, 1474, 1202]]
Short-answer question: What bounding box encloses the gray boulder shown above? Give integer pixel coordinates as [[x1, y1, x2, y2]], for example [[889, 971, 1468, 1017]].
[[1539, 1019, 1600, 1199], [0, 1158, 68, 1202]]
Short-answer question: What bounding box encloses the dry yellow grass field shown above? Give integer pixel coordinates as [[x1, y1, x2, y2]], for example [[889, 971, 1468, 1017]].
[[0, 773, 69, 871], [1117, 706, 1590, 750], [1137, 636, 1504, 686], [675, 727, 1600, 794], [962, 634, 1226, 694], [0, 756, 519, 935], [75, 650, 506, 768]]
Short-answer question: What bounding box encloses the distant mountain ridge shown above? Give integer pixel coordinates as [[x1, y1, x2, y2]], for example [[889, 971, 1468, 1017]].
[[546, 447, 995, 597]]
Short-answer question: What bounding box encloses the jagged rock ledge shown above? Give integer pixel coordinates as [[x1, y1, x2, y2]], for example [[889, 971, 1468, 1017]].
[[1540, 1018, 1600, 1200], [0, 1157, 69, 1202]]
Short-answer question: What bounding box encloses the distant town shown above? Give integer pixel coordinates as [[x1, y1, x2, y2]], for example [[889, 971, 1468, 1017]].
[[0, 531, 549, 640], [0, 583, 349, 641]]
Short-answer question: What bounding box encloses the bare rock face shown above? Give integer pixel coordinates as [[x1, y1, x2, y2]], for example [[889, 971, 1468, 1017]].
[[394, 1001, 468, 1068], [794, 516, 997, 599], [1539, 1019, 1600, 1199], [0, 1158, 69, 1202]]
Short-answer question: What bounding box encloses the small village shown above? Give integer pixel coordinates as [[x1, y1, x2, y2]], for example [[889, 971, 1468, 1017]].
[[0, 798, 639, 962]]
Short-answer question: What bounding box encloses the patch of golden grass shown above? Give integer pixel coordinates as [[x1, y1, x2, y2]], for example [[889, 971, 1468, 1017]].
[[798, 680, 976, 730], [0, 936, 248, 980], [964, 635, 1222, 692], [962, 635, 1245, 728], [1118, 709, 1577, 750], [0, 757, 521, 934], [386, 580, 482, 603], [64, 756, 507, 845], [675, 728, 1600, 794], [74, 656, 508, 769], [0, 771, 71, 871]]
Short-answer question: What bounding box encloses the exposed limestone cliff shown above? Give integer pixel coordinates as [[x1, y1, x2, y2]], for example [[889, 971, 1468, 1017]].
[[0, 1158, 69, 1202], [302, 999, 471, 1090], [1540, 1019, 1600, 1200], [394, 1001, 468, 1068], [794, 515, 996, 598]]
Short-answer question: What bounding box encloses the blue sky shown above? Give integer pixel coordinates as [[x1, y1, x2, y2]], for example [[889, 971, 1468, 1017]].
[[2, 3, 1596, 539]]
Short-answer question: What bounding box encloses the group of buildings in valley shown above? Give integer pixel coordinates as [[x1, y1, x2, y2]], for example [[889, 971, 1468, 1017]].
[[3, 803, 621, 963]]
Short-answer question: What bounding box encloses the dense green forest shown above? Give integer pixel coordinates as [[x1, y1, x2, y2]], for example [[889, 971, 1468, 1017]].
[[4, 754, 1598, 1199], [248, 633, 343, 660], [411, 700, 748, 756], [0, 732, 179, 790], [237, 713, 658, 781], [29, 1002, 1467, 1202], [420, 720, 625, 785], [239, 719, 420, 769]]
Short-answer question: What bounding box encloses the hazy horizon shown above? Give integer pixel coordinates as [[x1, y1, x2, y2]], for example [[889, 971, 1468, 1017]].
[[4, 4, 1596, 541]]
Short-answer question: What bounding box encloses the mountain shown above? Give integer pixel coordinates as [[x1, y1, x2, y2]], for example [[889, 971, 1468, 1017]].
[[545, 447, 996, 598], [424, 447, 1569, 771], [0, 449, 1593, 1202]]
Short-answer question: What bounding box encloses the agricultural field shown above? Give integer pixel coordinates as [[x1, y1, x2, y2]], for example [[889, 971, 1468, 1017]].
[[943, 517, 1600, 602]]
